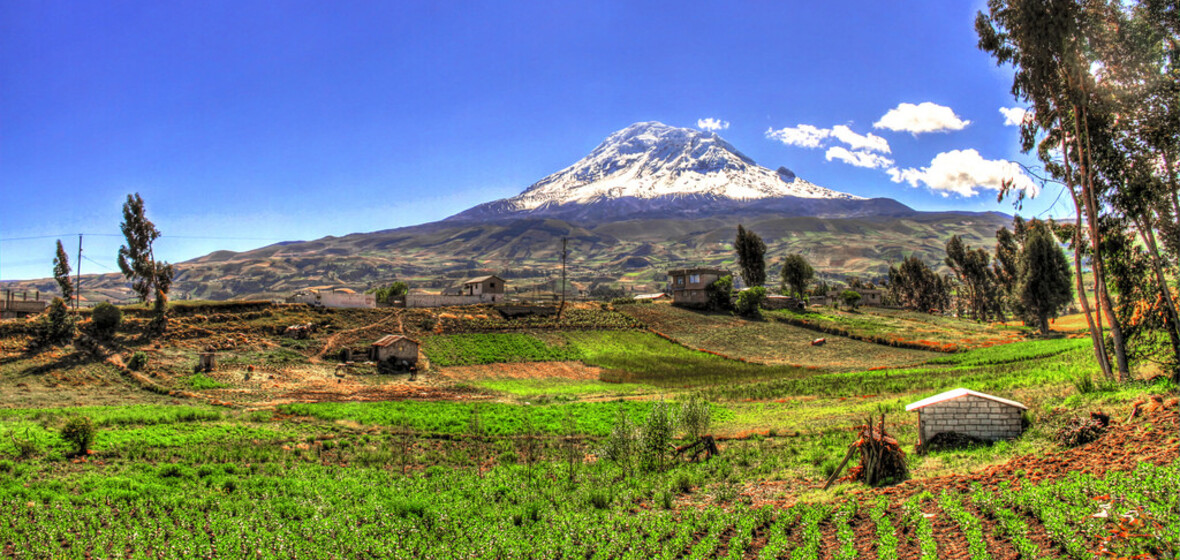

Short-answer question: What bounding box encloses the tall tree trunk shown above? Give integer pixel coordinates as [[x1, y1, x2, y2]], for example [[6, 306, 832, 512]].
[[1073, 108, 1131, 381], [1063, 137, 1113, 380], [1137, 215, 1180, 369]]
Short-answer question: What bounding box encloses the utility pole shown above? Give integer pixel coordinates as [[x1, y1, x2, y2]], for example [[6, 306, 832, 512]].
[[75, 234, 82, 313], [558, 237, 567, 319]]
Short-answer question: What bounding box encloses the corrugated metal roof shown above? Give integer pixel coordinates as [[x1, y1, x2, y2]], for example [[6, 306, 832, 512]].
[[463, 275, 504, 284], [634, 293, 667, 300], [905, 388, 1027, 411], [372, 334, 418, 347]]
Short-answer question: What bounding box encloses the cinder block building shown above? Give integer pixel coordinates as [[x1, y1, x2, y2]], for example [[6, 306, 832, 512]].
[[905, 388, 1026, 446]]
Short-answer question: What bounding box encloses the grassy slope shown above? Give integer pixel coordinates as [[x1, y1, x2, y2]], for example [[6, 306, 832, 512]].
[[618, 303, 937, 370]]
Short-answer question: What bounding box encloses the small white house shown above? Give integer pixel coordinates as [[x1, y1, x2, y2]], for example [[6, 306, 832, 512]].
[[287, 289, 376, 309], [906, 388, 1027, 446]]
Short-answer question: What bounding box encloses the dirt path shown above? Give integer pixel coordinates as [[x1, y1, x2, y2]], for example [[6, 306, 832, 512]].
[[312, 312, 400, 363]]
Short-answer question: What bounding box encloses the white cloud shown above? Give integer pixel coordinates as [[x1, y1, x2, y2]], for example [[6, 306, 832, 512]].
[[830, 125, 890, 153], [874, 102, 971, 134], [999, 107, 1027, 127], [825, 147, 895, 169], [697, 118, 730, 131], [886, 149, 1039, 197], [765, 124, 831, 149]]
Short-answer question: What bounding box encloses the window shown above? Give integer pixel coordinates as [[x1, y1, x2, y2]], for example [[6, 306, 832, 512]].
[[677, 277, 685, 286], [689, 274, 700, 284], [489, 282, 495, 289]]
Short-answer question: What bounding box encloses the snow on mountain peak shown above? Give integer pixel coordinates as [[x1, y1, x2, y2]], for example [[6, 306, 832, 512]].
[[501, 121, 861, 212]]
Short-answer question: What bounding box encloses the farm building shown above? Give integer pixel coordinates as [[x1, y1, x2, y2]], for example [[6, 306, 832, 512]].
[[287, 288, 376, 309], [462, 275, 506, 299], [370, 335, 419, 366], [1, 290, 48, 319], [633, 293, 667, 301], [667, 268, 728, 307], [905, 388, 1026, 447], [406, 276, 508, 308]]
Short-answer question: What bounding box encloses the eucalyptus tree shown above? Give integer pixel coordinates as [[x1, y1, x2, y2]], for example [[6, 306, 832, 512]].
[[117, 193, 174, 332], [734, 225, 767, 288], [977, 0, 1130, 379], [53, 240, 73, 303]]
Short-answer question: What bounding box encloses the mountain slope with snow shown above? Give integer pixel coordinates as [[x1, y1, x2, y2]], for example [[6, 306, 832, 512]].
[[449, 122, 899, 222]]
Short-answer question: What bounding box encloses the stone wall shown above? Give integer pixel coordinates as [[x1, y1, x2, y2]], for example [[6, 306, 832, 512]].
[[404, 294, 501, 308], [918, 394, 1023, 443]]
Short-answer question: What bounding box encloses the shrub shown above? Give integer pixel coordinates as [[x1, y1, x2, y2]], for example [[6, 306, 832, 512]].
[[679, 393, 712, 439], [90, 302, 122, 339], [705, 276, 734, 311], [839, 289, 862, 310], [735, 287, 767, 318], [31, 297, 74, 349], [641, 400, 677, 472], [60, 416, 95, 456], [8, 429, 39, 460], [601, 409, 639, 476], [127, 351, 148, 371]]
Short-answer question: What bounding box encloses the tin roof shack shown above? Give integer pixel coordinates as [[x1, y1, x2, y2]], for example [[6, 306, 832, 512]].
[[463, 276, 505, 297], [370, 335, 419, 372], [667, 268, 728, 307], [906, 388, 1027, 449]]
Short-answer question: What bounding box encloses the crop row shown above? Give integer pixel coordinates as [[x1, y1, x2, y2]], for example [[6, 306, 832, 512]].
[[0, 459, 1174, 559]]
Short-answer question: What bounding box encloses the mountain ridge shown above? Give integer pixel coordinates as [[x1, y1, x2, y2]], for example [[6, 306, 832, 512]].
[[449, 122, 878, 223], [1, 122, 1012, 301]]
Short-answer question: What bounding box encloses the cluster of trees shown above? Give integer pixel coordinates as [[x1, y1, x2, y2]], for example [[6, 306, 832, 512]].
[[887, 217, 1073, 336], [367, 281, 409, 304], [978, 0, 1180, 381], [36, 193, 171, 349]]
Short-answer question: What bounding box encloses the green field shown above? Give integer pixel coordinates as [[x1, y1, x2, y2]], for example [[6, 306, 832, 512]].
[[1, 300, 1176, 558]]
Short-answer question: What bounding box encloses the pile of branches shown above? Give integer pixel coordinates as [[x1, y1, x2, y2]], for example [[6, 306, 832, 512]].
[[825, 414, 909, 489], [1054, 411, 1110, 448]]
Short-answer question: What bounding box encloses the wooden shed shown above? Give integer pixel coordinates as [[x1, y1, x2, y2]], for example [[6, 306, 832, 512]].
[[369, 335, 419, 366], [905, 388, 1027, 446]]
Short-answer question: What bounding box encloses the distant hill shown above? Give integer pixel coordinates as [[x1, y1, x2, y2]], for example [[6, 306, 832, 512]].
[[2, 122, 1009, 301]]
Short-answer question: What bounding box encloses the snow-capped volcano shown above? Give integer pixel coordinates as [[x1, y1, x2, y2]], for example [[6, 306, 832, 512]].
[[449, 122, 903, 223]]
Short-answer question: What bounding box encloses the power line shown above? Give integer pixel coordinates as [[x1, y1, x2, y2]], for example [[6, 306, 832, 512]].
[[1, 233, 283, 243], [82, 255, 117, 271], [0, 233, 122, 242]]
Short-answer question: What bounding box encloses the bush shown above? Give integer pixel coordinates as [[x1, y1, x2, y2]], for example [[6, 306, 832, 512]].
[[839, 289, 862, 310], [706, 276, 734, 311], [8, 429, 39, 460], [60, 416, 95, 456], [641, 400, 677, 472], [90, 302, 122, 339], [735, 287, 767, 318], [679, 393, 712, 439], [127, 351, 148, 371], [31, 297, 74, 349]]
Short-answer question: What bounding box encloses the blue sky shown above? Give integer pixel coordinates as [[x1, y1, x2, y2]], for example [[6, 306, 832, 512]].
[[0, 2, 1056, 281]]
